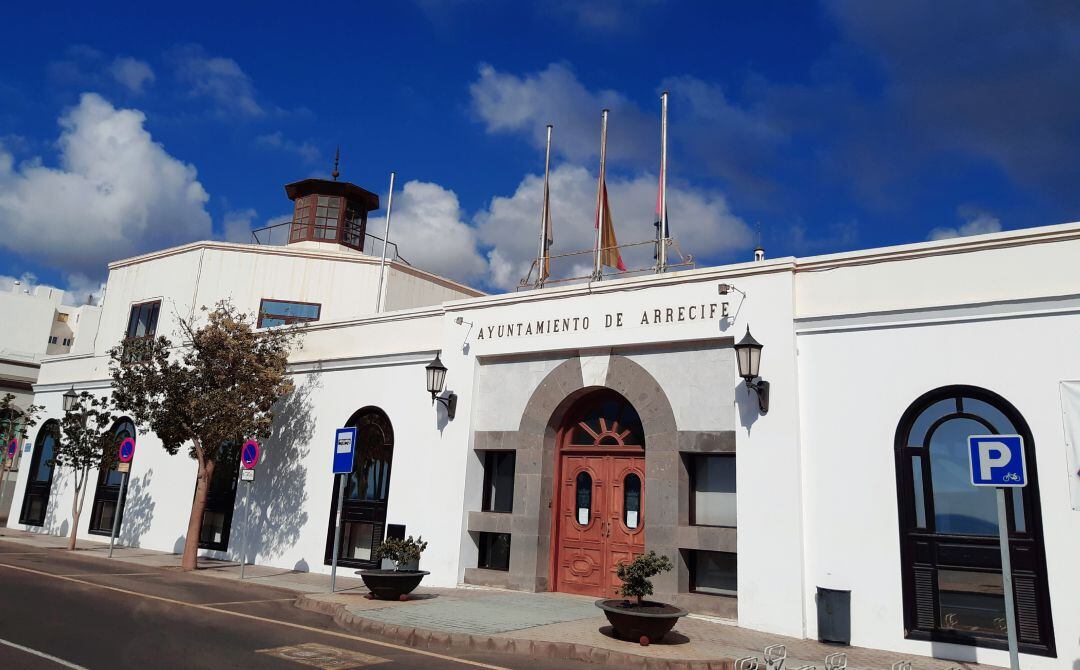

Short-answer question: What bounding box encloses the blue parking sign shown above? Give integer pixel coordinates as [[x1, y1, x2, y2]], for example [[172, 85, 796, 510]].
[[333, 427, 357, 474], [968, 435, 1026, 487]]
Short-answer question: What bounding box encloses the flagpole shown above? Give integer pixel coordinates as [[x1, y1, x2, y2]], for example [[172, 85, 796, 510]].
[[375, 171, 395, 313], [536, 124, 553, 288], [594, 109, 609, 281], [658, 91, 669, 273]]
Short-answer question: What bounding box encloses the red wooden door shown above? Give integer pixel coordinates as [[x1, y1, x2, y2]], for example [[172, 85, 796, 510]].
[[556, 455, 608, 596], [603, 456, 646, 598]]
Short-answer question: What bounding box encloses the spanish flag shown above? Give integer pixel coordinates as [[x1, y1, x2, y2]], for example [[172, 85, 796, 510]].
[[596, 179, 626, 271]]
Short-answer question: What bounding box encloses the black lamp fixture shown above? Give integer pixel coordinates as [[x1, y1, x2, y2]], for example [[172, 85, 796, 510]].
[[62, 386, 78, 412], [734, 327, 769, 414], [425, 352, 457, 420]]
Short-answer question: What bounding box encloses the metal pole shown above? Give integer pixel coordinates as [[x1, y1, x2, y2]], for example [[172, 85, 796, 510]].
[[995, 488, 1020, 670], [329, 474, 346, 592], [239, 479, 249, 580], [536, 124, 553, 288], [594, 109, 609, 280], [108, 470, 127, 558], [658, 91, 669, 273], [374, 171, 396, 313]]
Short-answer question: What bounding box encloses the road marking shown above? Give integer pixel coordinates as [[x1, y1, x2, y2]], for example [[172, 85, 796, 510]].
[[258, 642, 389, 668], [0, 636, 90, 669], [203, 597, 298, 606], [0, 561, 506, 670], [59, 572, 162, 577]]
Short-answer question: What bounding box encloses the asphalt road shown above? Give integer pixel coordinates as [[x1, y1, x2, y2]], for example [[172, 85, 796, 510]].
[[0, 540, 593, 670]]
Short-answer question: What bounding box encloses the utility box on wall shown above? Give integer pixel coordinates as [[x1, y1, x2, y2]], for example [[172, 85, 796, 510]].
[[816, 587, 851, 645]]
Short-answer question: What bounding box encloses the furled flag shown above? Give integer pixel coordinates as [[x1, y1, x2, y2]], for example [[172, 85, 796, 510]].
[[596, 173, 626, 271], [539, 172, 553, 281]]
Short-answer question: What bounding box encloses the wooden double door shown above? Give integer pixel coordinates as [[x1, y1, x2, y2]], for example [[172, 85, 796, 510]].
[[555, 451, 646, 598]]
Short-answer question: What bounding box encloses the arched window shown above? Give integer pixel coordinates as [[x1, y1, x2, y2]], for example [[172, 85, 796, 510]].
[[325, 407, 395, 568], [895, 386, 1054, 655], [575, 471, 592, 525], [88, 417, 136, 536], [566, 392, 644, 448], [20, 420, 59, 526]]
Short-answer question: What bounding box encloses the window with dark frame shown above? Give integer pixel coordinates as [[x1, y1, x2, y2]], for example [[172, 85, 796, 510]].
[[477, 532, 511, 571], [690, 550, 737, 596], [689, 454, 736, 527], [481, 451, 515, 513], [258, 299, 321, 328], [122, 300, 161, 363]]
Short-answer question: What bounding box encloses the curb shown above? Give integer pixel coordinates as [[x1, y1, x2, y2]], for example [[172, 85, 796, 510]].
[[295, 595, 735, 670]]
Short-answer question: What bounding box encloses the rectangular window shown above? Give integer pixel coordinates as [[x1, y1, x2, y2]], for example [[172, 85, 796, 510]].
[[477, 532, 511, 571], [48, 336, 58, 344], [342, 522, 375, 561], [691, 454, 736, 527], [56, 313, 69, 323], [258, 299, 321, 328], [937, 569, 1005, 635], [481, 451, 515, 513], [126, 300, 161, 339], [691, 550, 737, 596]]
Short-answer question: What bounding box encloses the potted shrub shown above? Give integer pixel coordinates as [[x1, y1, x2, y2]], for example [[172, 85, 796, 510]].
[[595, 551, 688, 645], [357, 536, 430, 601]]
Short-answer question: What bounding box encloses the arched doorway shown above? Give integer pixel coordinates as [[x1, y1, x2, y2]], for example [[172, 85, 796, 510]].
[[894, 386, 1055, 656], [324, 407, 394, 569], [20, 420, 59, 526], [552, 389, 645, 598], [88, 418, 136, 535]]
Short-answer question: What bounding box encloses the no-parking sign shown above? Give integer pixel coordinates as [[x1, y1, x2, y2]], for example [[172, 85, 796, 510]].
[[6, 438, 17, 461], [118, 437, 136, 463], [241, 440, 260, 470]]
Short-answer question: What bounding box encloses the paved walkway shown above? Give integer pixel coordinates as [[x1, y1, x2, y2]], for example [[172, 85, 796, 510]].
[[0, 528, 1000, 670]]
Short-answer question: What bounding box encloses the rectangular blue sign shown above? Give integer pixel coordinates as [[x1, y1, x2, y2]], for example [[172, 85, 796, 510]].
[[968, 434, 1026, 487], [333, 427, 357, 474]]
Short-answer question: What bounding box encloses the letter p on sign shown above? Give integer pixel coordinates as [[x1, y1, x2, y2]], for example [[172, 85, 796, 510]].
[[968, 435, 1027, 487]]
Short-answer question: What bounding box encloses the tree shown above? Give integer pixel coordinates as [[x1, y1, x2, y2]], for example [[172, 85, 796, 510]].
[[52, 392, 116, 550], [109, 300, 298, 570], [615, 551, 673, 606], [0, 393, 41, 516]]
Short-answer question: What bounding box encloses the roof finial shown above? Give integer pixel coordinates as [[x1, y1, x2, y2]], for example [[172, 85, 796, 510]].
[[331, 146, 340, 181]]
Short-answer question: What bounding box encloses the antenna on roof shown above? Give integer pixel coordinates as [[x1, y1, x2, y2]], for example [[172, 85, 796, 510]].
[[754, 222, 765, 262], [331, 146, 340, 181]]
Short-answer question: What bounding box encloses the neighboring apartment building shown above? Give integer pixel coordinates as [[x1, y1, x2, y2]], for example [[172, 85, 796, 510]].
[[0, 282, 100, 521], [6, 172, 1079, 668]]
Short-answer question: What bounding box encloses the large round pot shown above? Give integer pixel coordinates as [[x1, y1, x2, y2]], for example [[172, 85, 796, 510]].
[[358, 570, 430, 601], [595, 599, 688, 646]]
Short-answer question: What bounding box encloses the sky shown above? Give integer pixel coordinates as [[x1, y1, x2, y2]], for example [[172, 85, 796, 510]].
[[2, 1, 1079, 302]]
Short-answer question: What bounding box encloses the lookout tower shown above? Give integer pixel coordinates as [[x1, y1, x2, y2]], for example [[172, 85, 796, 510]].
[[283, 154, 380, 253]]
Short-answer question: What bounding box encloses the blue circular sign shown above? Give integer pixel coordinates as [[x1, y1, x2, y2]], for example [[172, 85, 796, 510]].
[[118, 437, 136, 463], [241, 440, 260, 470], [6, 439, 16, 459]]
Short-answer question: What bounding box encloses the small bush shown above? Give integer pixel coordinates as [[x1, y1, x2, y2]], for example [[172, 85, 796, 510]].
[[615, 551, 673, 605], [374, 536, 428, 569]]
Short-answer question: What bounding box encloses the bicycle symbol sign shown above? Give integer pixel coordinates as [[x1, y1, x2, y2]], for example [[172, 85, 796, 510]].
[[968, 435, 1026, 488]]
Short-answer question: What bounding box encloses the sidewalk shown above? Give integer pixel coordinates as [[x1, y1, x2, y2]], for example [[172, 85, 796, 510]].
[[0, 528, 994, 670]]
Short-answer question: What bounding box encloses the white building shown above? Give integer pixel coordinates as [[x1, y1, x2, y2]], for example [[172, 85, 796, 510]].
[[5, 174, 1077, 668], [0, 282, 100, 521]]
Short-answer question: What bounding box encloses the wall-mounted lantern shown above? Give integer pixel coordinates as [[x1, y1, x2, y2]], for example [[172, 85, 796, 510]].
[[62, 386, 78, 412], [425, 352, 457, 420], [734, 327, 769, 414]]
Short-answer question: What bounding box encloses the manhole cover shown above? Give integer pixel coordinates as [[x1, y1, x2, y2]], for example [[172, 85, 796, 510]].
[[257, 642, 389, 669]]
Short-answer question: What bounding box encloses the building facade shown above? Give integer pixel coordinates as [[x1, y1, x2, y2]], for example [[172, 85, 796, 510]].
[[5, 179, 1078, 667]]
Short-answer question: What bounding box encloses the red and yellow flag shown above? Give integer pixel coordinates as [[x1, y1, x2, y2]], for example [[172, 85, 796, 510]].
[[596, 179, 626, 271]]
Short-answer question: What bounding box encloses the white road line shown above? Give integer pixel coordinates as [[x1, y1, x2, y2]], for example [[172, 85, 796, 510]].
[[0, 637, 90, 670]]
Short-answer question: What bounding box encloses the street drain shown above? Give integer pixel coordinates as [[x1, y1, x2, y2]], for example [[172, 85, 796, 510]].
[[256, 642, 389, 669]]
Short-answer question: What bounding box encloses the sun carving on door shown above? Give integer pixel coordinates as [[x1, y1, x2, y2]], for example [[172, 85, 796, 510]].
[[568, 397, 645, 448]]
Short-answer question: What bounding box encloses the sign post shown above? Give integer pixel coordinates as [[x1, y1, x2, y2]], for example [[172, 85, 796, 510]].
[[330, 427, 357, 593], [109, 437, 136, 559], [968, 435, 1026, 670], [238, 440, 260, 580]]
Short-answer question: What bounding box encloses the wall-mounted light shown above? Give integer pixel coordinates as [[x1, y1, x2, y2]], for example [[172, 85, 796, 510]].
[[62, 386, 78, 412], [425, 352, 457, 420], [734, 327, 769, 414]]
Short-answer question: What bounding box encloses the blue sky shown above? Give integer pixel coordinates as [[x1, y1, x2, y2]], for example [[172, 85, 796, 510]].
[[2, 1, 1079, 299]]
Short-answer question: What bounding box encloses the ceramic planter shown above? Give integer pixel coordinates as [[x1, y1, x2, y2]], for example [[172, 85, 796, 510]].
[[595, 599, 688, 646], [358, 569, 430, 601]]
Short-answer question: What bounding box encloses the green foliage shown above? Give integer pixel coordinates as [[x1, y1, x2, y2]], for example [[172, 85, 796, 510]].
[[51, 392, 118, 550], [374, 535, 428, 568], [0, 392, 42, 446], [108, 300, 300, 464], [615, 550, 673, 604]]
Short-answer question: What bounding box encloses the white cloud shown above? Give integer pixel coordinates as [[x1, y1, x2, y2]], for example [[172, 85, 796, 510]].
[[0, 93, 213, 280], [927, 210, 1002, 241], [255, 132, 320, 163], [367, 180, 487, 284], [170, 45, 263, 117], [223, 208, 258, 243], [110, 57, 155, 94], [470, 63, 655, 165], [474, 164, 753, 290]]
